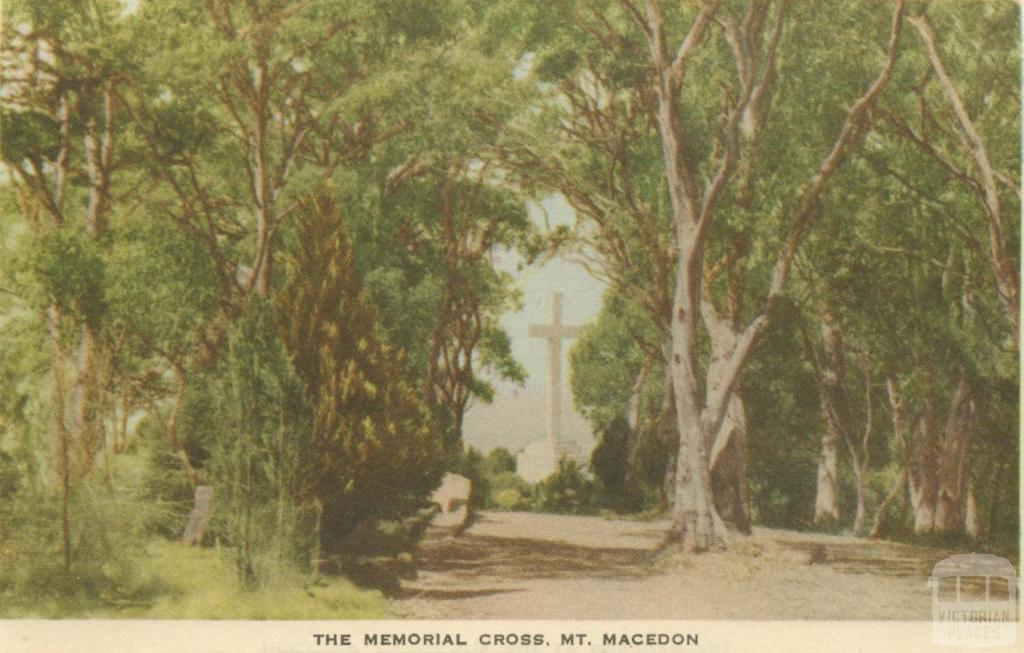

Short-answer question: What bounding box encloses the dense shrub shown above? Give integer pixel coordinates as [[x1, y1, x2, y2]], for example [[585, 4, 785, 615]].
[[0, 479, 164, 614], [533, 459, 598, 515], [482, 447, 517, 477], [203, 299, 315, 586], [486, 471, 533, 510]]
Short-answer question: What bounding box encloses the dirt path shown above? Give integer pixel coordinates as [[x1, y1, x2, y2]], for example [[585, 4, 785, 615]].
[[391, 511, 949, 620]]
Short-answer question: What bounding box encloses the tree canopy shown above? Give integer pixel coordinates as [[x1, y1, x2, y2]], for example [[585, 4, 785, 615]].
[[0, 0, 1017, 612]]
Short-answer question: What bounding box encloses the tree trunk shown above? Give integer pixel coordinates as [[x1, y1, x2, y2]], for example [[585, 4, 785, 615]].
[[159, 368, 201, 487], [705, 318, 751, 534], [813, 312, 847, 524], [48, 305, 72, 571], [814, 432, 841, 522], [252, 59, 273, 299], [640, 0, 904, 551], [933, 374, 975, 533], [254, 206, 272, 297], [909, 15, 1019, 343], [114, 392, 129, 453], [668, 243, 721, 551], [907, 399, 939, 533], [851, 465, 867, 535], [669, 417, 718, 552], [907, 372, 977, 537], [658, 373, 678, 511], [869, 469, 906, 539], [624, 359, 653, 493], [71, 325, 101, 477], [987, 460, 1005, 536], [807, 312, 876, 534], [964, 482, 981, 543], [709, 399, 751, 534], [72, 82, 114, 479]]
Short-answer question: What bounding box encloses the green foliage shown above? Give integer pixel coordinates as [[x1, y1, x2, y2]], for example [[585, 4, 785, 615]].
[[105, 216, 220, 360], [486, 471, 533, 511], [346, 160, 531, 454], [571, 292, 668, 513], [135, 299, 314, 588], [29, 226, 106, 328], [745, 300, 821, 530], [454, 447, 534, 511], [0, 110, 60, 164], [201, 299, 313, 585], [533, 458, 598, 515], [0, 450, 19, 498], [965, 375, 1019, 558], [0, 0, 1019, 614], [0, 477, 162, 614], [278, 195, 443, 550], [589, 416, 638, 513], [448, 448, 535, 511], [1, 538, 388, 619], [493, 488, 529, 511], [482, 447, 517, 477], [131, 413, 197, 540], [570, 294, 646, 433]]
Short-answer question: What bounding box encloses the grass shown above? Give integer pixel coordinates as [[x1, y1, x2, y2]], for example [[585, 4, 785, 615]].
[[1, 539, 389, 619]]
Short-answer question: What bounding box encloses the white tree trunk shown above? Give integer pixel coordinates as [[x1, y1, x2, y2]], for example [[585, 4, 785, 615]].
[[908, 373, 976, 537], [814, 433, 841, 522], [669, 244, 721, 551], [705, 316, 751, 533]]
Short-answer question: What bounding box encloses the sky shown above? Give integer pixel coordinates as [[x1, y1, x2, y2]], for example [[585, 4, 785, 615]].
[[462, 196, 607, 455]]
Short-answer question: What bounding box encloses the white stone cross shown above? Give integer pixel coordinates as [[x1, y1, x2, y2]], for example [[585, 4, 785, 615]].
[[528, 292, 581, 444]]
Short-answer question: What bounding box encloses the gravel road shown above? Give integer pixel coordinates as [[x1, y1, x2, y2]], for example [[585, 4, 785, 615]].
[[391, 511, 944, 620]]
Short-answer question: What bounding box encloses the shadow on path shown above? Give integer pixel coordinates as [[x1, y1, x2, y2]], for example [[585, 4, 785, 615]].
[[399, 587, 527, 601], [394, 523, 659, 602], [767, 533, 953, 579], [417, 533, 655, 580]]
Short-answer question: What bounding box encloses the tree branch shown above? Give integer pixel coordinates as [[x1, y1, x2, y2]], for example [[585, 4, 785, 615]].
[[908, 12, 1017, 341], [703, 0, 905, 443]]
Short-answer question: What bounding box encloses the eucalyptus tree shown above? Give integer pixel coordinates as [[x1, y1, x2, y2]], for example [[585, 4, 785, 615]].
[[111, 0, 505, 480], [332, 12, 535, 459], [496, 0, 683, 511], [123, 0, 424, 359], [791, 4, 1020, 534], [808, 175, 996, 541], [569, 290, 673, 508], [640, 0, 908, 551], [793, 162, 915, 535], [841, 1, 1020, 540], [371, 158, 529, 458], [0, 0, 136, 568], [797, 177, 1005, 540], [891, 5, 1019, 344], [514, 0, 907, 550]]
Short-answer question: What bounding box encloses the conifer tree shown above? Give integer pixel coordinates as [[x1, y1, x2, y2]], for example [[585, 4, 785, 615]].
[[278, 195, 442, 550]]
